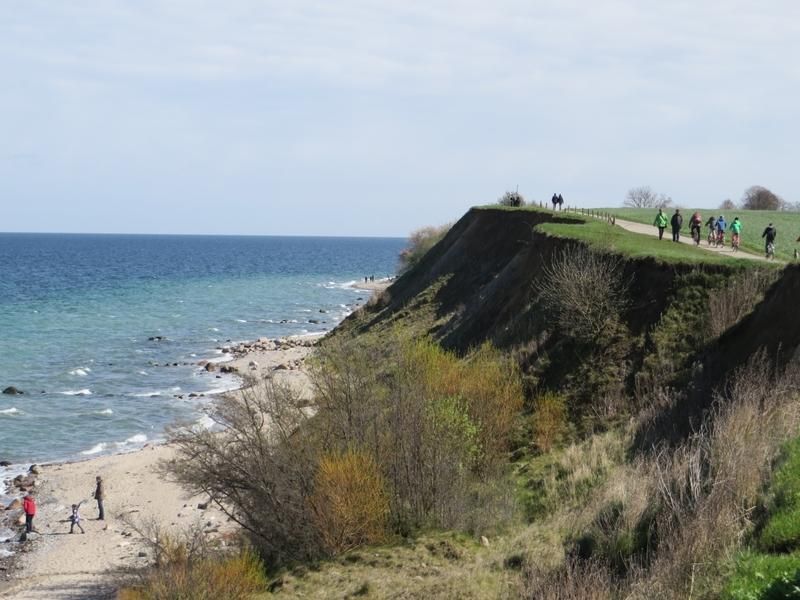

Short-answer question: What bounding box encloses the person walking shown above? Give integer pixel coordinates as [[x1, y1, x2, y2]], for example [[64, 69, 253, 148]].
[[653, 208, 668, 240], [94, 475, 105, 520], [22, 492, 36, 533], [557, 193, 564, 210], [689, 211, 703, 245], [670, 208, 683, 242], [762, 223, 777, 258], [551, 193, 558, 210]]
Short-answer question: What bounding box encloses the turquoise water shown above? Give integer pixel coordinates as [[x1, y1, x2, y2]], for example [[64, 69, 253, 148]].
[[0, 233, 404, 466]]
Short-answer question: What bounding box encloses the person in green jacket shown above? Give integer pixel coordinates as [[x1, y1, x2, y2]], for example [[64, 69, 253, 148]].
[[730, 217, 742, 250], [653, 208, 668, 240]]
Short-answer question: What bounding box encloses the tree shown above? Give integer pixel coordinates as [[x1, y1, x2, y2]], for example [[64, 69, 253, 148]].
[[498, 190, 525, 207], [719, 198, 737, 211], [625, 186, 672, 209], [741, 186, 784, 211]]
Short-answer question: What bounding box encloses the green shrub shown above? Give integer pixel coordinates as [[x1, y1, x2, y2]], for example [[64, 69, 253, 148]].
[[758, 437, 800, 553], [721, 551, 800, 600], [531, 392, 567, 452], [399, 224, 451, 273]]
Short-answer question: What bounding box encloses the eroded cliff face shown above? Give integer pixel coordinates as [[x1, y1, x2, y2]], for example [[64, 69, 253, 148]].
[[342, 207, 731, 352], [339, 207, 800, 444]]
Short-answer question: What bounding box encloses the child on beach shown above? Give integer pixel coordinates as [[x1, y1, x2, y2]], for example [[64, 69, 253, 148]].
[[69, 502, 85, 534]]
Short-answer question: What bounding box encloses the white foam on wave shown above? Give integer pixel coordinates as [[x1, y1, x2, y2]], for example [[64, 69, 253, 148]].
[[235, 319, 247, 323], [131, 391, 161, 397], [210, 327, 220, 332], [69, 367, 91, 376], [0, 407, 21, 415], [81, 442, 107, 455], [95, 408, 113, 415], [138, 370, 149, 376], [118, 433, 147, 446], [60, 389, 92, 396]]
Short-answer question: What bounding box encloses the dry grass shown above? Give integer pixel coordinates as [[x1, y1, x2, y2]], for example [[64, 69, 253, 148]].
[[532, 392, 567, 452], [708, 268, 779, 337]]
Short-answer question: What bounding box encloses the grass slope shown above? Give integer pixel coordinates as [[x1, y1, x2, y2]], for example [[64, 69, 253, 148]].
[[608, 207, 800, 260]]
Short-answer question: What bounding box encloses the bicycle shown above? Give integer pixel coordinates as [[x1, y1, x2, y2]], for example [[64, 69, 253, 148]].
[[766, 241, 775, 260], [707, 228, 716, 246], [731, 233, 740, 252], [715, 230, 725, 248], [691, 226, 701, 246]]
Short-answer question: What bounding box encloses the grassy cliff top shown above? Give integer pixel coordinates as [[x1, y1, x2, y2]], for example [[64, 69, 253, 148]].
[[476, 205, 762, 267]]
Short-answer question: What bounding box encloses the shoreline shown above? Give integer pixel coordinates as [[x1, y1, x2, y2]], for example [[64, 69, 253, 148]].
[[0, 279, 391, 597], [0, 332, 323, 597]]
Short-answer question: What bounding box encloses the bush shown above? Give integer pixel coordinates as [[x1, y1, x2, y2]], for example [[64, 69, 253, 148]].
[[399, 224, 451, 273], [498, 190, 526, 207], [532, 392, 567, 452], [118, 549, 267, 600], [309, 449, 390, 554], [166, 381, 323, 567], [537, 245, 630, 343]]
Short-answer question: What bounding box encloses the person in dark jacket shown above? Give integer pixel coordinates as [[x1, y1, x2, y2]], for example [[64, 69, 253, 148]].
[[551, 193, 558, 210], [94, 475, 105, 520], [557, 193, 564, 210], [22, 492, 36, 533], [762, 223, 777, 257], [670, 209, 683, 242]]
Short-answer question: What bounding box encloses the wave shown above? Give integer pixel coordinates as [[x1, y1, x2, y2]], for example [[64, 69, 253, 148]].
[[81, 442, 107, 455], [69, 367, 91, 376], [138, 370, 149, 376], [235, 319, 247, 323], [130, 391, 161, 397], [117, 433, 147, 446], [0, 407, 21, 415], [320, 280, 358, 290], [95, 408, 113, 415], [60, 389, 92, 396]]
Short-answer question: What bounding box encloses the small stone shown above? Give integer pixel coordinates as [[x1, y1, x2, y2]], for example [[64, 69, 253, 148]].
[[480, 536, 490, 547], [197, 502, 208, 510], [138, 551, 147, 558]]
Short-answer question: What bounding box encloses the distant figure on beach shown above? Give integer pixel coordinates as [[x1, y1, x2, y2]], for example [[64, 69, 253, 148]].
[[557, 194, 564, 210], [23, 492, 36, 533], [93, 475, 105, 520], [551, 193, 558, 210], [69, 502, 85, 534], [364, 276, 368, 283], [370, 275, 374, 282], [653, 208, 668, 240], [670, 209, 683, 242]]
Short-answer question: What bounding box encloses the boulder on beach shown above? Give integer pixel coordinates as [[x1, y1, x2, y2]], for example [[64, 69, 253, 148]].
[[2, 386, 23, 395], [0, 460, 11, 467], [5, 499, 21, 511], [29, 464, 39, 475], [204, 363, 217, 372]]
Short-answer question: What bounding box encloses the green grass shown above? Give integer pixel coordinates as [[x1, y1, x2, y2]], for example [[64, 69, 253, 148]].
[[721, 551, 800, 599], [607, 207, 800, 261], [758, 437, 800, 553], [536, 218, 757, 266]]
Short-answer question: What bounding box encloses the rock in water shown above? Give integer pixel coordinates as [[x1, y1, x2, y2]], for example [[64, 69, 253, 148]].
[[2, 386, 22, 395], [0, 460, 11, 467]]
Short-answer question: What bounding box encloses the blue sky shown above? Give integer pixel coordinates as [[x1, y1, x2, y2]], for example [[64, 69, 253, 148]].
[[2, 1, 799, 236]]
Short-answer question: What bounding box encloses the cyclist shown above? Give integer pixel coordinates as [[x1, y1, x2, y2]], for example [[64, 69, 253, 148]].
[[730, 217, 742, 250], [689, 211, 703, 245], [705, 215, 717, 245], [762, 223, 777, 259], [715, 215, 727, 247]]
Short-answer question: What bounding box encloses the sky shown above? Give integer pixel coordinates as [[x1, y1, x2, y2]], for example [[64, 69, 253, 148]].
[[2, 1, 800, 236]]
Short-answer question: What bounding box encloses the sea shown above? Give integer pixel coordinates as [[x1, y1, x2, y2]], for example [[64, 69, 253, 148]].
[[0, 233, 405, 476]]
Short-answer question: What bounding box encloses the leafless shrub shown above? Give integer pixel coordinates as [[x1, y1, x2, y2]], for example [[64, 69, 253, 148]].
[[166, 381, 323, 567], [708, 268, 779, 337], [398, 224, 451, 273], [741, 185, 785, 211], [537, 246, 630, 342], [625, 186, 672, 209], [521, 557, 618, 599], [499, 190, 526, 207]]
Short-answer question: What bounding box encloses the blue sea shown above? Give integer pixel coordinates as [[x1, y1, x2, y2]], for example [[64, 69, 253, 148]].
[[0, 233, 404, 468]]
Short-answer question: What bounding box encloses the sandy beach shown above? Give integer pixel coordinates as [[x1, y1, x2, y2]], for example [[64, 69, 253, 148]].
[[0, 335, 320, 600]]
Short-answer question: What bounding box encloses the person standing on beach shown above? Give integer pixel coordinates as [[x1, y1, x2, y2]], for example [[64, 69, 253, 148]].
[[69, 502, 86, 534], [22, 492, 36, 533], [93, 475, 105, 520]]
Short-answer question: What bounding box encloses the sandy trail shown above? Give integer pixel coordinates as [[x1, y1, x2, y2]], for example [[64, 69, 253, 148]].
[[614, 218, 771, 262]]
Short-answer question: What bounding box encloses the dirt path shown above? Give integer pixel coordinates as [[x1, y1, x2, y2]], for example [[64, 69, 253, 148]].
[[614, 218, 771, 262]]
